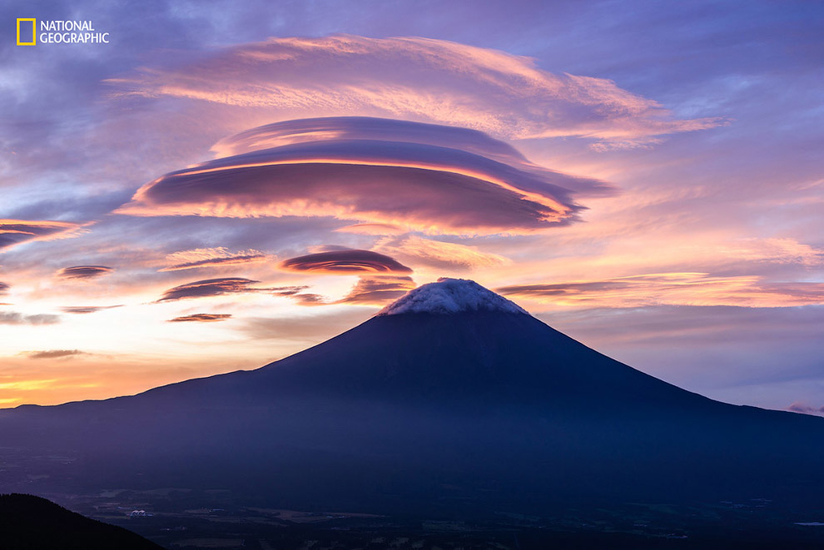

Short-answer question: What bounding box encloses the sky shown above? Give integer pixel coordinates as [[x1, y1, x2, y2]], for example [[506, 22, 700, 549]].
[[0, 0, 822, 414]]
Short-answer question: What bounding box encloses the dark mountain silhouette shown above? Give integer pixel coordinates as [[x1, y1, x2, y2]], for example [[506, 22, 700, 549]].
[[0, 279, 822, 517], [0, 493, 161, 550]]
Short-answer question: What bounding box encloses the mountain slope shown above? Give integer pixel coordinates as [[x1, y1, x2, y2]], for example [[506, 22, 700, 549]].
[[0, 494, 161, 550]]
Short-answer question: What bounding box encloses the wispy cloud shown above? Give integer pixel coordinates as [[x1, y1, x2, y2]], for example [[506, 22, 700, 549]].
[[24, 349, 85, 360], [156, 278, 308, 302], [498, 273, 824, 308], [338, 275, 417, 305], [375, 236, 509, 270], [160, 247, 271, 271], [60, 305, 123, 315], [788, 402, 824, 416], [0, 220, 85, 251], [113, 36, 723, 149], [0, 312, 60, 325]]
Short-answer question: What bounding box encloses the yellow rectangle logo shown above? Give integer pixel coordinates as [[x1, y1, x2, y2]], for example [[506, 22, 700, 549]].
[[17, 18, 36, 46]]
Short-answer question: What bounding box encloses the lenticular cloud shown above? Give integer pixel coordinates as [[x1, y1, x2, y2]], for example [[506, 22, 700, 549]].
[[118, 117, 608, 236]]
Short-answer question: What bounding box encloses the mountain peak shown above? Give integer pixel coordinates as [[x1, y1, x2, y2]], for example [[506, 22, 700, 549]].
[[377, 278, 529, 316]]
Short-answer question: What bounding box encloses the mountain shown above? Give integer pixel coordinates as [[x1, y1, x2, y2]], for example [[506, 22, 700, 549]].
[[0, 493, 161, 550], [0, 278, 822, 518]]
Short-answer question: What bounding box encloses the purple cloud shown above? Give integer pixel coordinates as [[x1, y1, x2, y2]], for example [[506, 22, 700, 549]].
[[114, 36, 723, 149], [157, 278, 308, 302], [788, 402, 824, 416], [118, 117, 606, 236], [25, 349, 85, 360], [60, 305, 123, 315], [281, 249, 412, 274], [56, 265, 115, 280], [160, 248, 271, 271], [0, 312, 60, 325], [0, 220, 84, 251], [168, 313, 233, 323]]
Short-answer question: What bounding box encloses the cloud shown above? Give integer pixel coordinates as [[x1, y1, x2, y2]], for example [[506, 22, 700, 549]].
[[56, 265, 115, 280], [338, 276, 417, 305], [157, 277, 261, 302], [280, 249, 412, 274], [497, 273, 824, 308], [374, 236, 509, 270], [156, 277, 307, 302], [0, 312, 60, 325], [60, 305, 123, 314], [118, 117, 607, 236], [0, 282, 8, 294], [788, 402, 824, 416], [160, 247, 270, 271], [168, 313, 233, 323], [240, 310, 374, 342], [113, 35, 723, 149], [335, 223, 407, 236], [24, 350, 85, 360], [0, 219, 85, 251]]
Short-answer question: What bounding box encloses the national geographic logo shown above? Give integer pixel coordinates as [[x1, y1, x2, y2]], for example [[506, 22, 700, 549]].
[[16, 18, 110, 46]]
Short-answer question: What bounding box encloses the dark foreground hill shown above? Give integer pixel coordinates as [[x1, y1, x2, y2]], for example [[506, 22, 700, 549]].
[[0, 279, 822, 524], [0, 493, 161, 550]]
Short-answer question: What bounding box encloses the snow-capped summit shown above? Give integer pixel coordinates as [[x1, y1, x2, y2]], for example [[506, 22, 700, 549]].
[[377, 278, 529, 316]]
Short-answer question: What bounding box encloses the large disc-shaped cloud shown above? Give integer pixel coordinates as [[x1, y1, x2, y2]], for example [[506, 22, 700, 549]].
[[119, 117, 605, 235]]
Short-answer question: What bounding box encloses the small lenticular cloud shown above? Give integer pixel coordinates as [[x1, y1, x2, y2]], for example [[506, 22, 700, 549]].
[[57, 265, 114, 280], [168, 313, 232, 323], [61, 305, 123, 314], [24, 349, 85, 360], [281, 249, 412, 274]]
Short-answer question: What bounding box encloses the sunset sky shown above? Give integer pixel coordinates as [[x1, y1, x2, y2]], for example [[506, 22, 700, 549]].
[[1, 1, 822, 413]]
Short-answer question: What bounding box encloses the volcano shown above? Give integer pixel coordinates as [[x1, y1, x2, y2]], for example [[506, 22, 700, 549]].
[[1, 278, 823, 516]]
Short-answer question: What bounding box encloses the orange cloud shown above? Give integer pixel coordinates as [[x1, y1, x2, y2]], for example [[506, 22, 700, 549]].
[[374, 236, 510, 271]]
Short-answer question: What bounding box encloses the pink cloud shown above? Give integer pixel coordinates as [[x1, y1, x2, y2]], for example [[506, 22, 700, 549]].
[[280, 249, 412, 274], [0, 220, 86, 251], [56, 265, 114, 280], [497, 273, 824, 308], [118, 117, 601, 236], [112, 35, 724, 149]]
